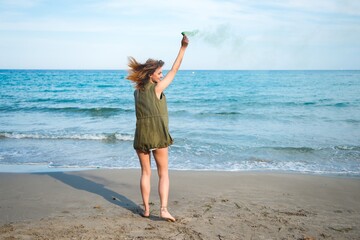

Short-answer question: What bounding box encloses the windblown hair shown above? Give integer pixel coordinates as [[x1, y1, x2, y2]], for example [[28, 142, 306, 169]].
[[126, 57, 165, 90]]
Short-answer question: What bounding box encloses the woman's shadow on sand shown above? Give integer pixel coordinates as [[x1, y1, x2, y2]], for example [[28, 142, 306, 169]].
[[37, 172, 141, 215]]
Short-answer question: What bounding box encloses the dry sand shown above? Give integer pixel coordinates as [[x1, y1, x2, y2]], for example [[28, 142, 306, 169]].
[[0, 169, 359, 239]]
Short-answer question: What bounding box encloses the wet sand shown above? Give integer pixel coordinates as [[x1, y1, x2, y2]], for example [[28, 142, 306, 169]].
[[0, 169, 359, 239]]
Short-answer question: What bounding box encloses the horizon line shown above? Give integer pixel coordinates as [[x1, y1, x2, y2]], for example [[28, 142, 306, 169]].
[[1, 68, 359, 71]]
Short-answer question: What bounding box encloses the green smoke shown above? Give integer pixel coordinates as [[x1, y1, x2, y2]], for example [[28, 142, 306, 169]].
[[181, 30, 200, 37], [182, 25, 242, 50]]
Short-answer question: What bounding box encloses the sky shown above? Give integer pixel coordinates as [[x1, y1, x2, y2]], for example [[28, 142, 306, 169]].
[[0, 0, 360, 70]]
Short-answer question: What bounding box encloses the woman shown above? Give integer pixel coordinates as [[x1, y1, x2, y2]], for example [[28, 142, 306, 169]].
[[126, 35, 189, 222]]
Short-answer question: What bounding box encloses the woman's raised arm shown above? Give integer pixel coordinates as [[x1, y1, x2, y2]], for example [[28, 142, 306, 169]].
[[155, 35, 189, 95]]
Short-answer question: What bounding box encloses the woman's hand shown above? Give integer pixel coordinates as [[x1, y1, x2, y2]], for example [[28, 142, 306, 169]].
[[181, 35, 189, 48]]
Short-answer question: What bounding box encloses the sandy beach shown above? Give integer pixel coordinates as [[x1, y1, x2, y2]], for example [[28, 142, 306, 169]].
[[0, 169, 359, 240]]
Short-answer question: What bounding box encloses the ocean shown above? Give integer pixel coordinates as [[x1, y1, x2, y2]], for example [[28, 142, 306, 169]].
[[0, 70, 359, 176]]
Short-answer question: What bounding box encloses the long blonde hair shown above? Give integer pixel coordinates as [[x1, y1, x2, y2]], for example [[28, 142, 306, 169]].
[[126, 57, 164, 90]]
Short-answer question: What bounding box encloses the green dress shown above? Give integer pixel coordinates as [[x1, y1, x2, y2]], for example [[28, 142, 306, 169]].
[[133, 82, 173, 152]]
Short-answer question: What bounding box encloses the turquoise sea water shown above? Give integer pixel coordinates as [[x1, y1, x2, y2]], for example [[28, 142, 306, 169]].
[[0, 70, 359, 175]]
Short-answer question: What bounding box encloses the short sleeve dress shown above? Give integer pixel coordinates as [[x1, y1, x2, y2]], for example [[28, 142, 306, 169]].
[[133, 82, 173, 152]]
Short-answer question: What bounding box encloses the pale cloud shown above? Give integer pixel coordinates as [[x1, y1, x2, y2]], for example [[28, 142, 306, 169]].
[[0, 0, 41, 8], [283, 0, 360, 16], [0, 0, 359, 69], [0, 19, 118, 33], [92, 0, 244, 24], [96, 0, 236, 16]]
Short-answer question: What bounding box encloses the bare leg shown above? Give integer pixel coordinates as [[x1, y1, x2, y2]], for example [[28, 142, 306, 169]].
[[136, 150, 151, 217], [153, 147, 175, 222]]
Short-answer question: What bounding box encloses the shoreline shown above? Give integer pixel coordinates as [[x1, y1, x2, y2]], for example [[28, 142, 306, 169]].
[[1, 169, 359, 239], [1, 164, 360, 179]]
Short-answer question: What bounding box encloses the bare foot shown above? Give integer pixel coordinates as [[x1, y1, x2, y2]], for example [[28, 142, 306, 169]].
[[160, 207, 176, 222], [141, 209, 150, 218]]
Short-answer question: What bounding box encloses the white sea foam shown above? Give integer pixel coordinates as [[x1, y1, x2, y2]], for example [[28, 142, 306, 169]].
[[0, 132, 133, 141]]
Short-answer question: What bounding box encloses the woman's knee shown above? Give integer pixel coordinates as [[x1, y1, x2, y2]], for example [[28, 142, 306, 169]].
[[141, 167, 152, 177], [137, 150, 152, 176]]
